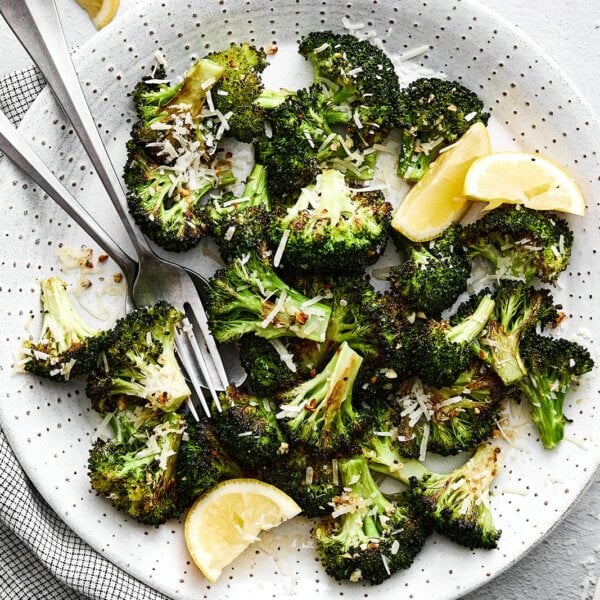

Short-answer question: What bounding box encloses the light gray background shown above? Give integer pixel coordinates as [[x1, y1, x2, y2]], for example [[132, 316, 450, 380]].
[[0, 1, 598, 598]]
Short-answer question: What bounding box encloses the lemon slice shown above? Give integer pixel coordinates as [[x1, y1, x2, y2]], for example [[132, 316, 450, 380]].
[[184, 479, 301, 582], [391, 122, 491, 242], [463, 151, 585, 216], [75, 0, 120, 29]]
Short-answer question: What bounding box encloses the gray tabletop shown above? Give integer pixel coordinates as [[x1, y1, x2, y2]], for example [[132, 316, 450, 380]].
[[1, 1, 598, 599]]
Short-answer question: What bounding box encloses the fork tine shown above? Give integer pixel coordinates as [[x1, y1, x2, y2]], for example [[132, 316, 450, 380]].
[[180, 317, 222, 413], [175, 333, 211, 419], [182, 295, 230, 391]]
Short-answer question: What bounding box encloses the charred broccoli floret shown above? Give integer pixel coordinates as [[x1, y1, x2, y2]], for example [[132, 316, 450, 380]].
[[277, 342, 364, 457], [257, 84, 375, 201], [238, 335, 299, 394], [213, 386, 288, 471], [364, 432, 502, 549], [131, 59, 224, 141], [409, 443, 502, 549], [238, 335, 326, 395], [269, 169, 391, 273], [203, 163, 271, 261], [389, 224, 471, 316], [126, 54, 240, 251], [413, 293, 495, 387], [261, 447, 342, 517], [519, 334, 594, 449], [299, 31, 401, 147], [88, 409, 185, 526], [462, 205, 574, 284], [205, 251, 331, 343], [124, 143, 235, 252], [22, 277, 110, 380], [463, 283, 561, 386], [86, 302, 191, 415], [313, 455, 429, 584], [206, 42, 268, 142], [391, 366, 504, 457], [176, 418, 243, 510], [396, 78, 489, 181]]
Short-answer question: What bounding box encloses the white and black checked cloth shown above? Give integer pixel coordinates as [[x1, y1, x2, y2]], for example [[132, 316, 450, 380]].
[[0, 67, 169, 600]]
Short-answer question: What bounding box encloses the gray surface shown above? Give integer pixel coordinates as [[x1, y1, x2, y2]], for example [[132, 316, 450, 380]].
[[1, 0, 599, 598]]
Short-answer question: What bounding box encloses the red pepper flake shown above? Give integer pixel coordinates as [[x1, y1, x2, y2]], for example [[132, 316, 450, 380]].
[[98, 254, 109, 263], [295, 311, 309, 325]]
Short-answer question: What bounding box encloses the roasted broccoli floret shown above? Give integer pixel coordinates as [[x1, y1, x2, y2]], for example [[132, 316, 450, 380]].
[[132, 65, 182, 122], [519, 334, 594, 449], [261, 447, 342, 517], [238, 335, 299, 394], [269, 169, 391, 273], [86, 302, 191, 414], [238, 335, 326, 394], [205, 251, 331, 343], [364, 432, 502, 549], [462, 205, 574, 284], [464, 283, 561, 386], [396, 78, 489, 181], [290, 275, 402, 366], [413, 293, 495, 387], [22, 277, 109, 380], [124, 143, 235, 252], [391, 365, 504, 457], [203, 163, 271, 261], [313, 455, 429, 584], [255, 133, 321, 203], [131, 59, 224, 138], [206, 42, 268, 142], [213, 386, 288, 471], [299, 31, 401, 147], [389, 224, 471, 316], [88, 409, 185, 526], [257, 84, 375, 201], [176, 418, 243, 510], [126, 54, 240, 251], [409, 443, 502, 549], [277, 341, 364, 456]]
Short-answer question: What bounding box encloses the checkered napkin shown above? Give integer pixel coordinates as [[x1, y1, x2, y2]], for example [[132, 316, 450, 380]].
[[0, 67, 169, 600]]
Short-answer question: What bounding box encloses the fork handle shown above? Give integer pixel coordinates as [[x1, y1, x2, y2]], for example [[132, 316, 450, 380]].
[[0, 110, 138, 284], [0, 0, 152, 259]]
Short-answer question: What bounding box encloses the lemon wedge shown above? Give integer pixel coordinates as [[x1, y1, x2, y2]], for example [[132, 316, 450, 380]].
[[391, 122, 491, 242], [184, 479, 301, 583], [463, 151, 585, 216], [74, 0, 120, 29]]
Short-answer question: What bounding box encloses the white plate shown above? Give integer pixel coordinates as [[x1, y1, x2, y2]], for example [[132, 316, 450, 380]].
[[1, 1, 599, 598]]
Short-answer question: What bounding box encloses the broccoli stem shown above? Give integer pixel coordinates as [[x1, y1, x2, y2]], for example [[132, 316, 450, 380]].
[[365, 437, 431, 484], [483, 325, 526, 385], [339, 456, 392, 515], [519, 375, 566, 449], [165, 58, 225, 117], [241, 164, 269, 209], [39, 278, 98, 352], [254, 89, 292, 110], [286, 169, 355, 230], [284, 342, 362, 446], [447, 294, 494, 345]]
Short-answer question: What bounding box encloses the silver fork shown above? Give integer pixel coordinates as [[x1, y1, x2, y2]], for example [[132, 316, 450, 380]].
[[0, 109, 216, 420], [0, 0, 236, 418]]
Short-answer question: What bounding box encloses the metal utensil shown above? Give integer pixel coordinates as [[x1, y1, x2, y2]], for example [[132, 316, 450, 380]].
[[0, 0, 244, 415]]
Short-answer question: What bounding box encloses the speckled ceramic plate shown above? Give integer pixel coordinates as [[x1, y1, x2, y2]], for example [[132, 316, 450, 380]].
[[1, 1, 599, 598]]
